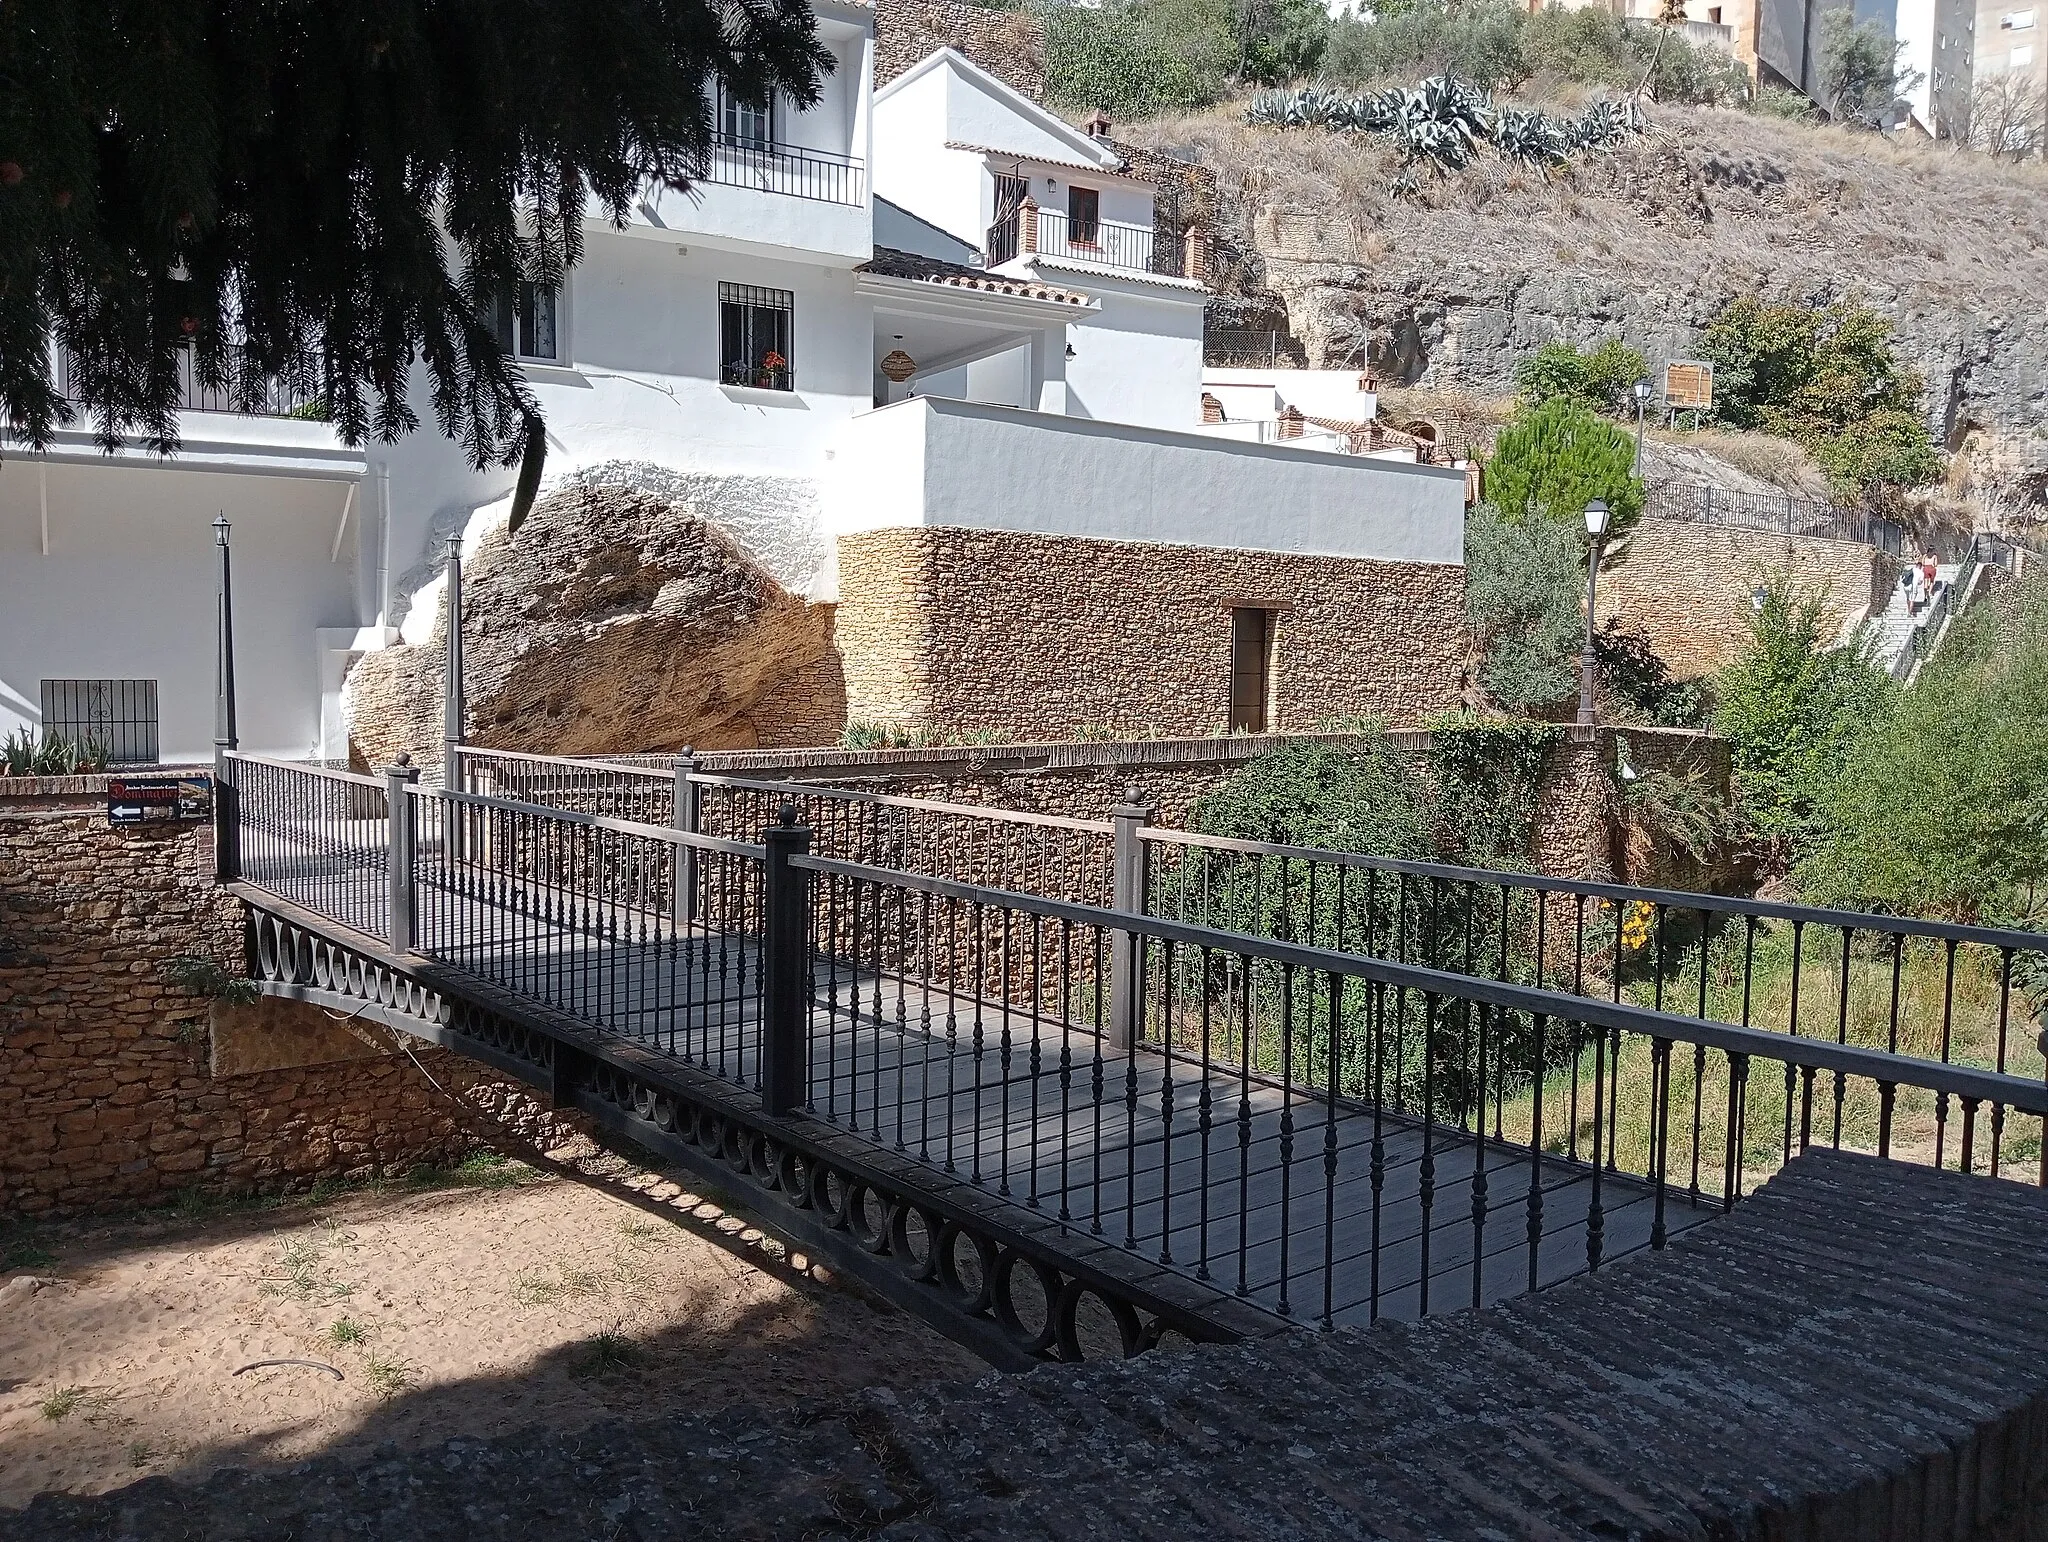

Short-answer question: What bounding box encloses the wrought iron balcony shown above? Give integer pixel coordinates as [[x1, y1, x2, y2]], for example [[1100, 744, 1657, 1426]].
[[701, 133, 866, 207], [986, 204, 1195, 279], [57, 346, 326, 421]]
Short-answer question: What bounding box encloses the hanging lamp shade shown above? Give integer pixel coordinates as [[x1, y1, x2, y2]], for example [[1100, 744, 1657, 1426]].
[[880, 349, 917, 383]]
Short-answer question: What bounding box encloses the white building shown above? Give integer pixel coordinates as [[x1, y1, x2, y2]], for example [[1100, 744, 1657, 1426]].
[[0, 29, 1466, 767]]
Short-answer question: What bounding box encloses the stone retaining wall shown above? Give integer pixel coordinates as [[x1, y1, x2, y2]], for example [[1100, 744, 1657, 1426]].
[[1598, 516, 1897, 678], [835, 526, 1469, 744], [0, 785, 558, 1221], [875, 0, 1045, 95], [701, 725, 1731, 887]]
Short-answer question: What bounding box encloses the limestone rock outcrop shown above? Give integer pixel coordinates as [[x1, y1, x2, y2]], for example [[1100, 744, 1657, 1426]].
[[345, 475, 844, 768]]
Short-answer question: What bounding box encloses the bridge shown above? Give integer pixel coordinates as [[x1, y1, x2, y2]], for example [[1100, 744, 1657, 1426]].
[[215, 746, 2048, 1365]]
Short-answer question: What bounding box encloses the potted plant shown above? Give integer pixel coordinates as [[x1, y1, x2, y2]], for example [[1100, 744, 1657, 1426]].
[[758, 350, 788, 390]]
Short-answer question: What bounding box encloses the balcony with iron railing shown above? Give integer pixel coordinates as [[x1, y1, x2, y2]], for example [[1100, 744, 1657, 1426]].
[[57, 346, 327, 421], [701, 133, 866, 207], [985, 201, 1205, 282]]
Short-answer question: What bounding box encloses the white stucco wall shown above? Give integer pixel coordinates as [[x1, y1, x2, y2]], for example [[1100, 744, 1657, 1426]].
[[1205, 369, 1380, 425], [0, 458, 360, 762], [369, 230, 873, 624], [1060, 280, 1205, 432], [872, 63, 988, 248], [822, 397, 1467, 594]]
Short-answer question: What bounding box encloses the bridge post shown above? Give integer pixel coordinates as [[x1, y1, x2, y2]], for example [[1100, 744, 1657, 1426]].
[[442, 535, 466, 865], [671, 749, 699, 930], [386, 763, 422, 955], [212, 516, 240, 883], [1108, 789, 1153, 1053], [760, 804, 813, 1118]]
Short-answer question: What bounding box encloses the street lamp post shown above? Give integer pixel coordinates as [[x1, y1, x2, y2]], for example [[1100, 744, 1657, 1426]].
[[213, 515, 238, 770], [1578, 499, 1611, 728], [1633, 376, 1651, 472]]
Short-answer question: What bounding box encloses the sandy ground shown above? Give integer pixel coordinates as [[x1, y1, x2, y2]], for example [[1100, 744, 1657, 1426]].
[[0, 1140, 987, 1510]]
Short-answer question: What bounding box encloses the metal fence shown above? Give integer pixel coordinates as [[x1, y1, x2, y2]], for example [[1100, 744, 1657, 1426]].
[[58, 346, 325, 420], [1650, 482, 1906, 554], [1204, 329, 1295, 369], [984, 206, 1174, 277], [224, 754, 391, 941], [226, 758, 2048, 1335], [703, 135, 865, 207]]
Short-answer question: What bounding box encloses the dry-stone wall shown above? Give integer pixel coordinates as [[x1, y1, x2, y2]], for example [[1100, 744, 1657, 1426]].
[[0, 783, 559, 1220], [1598, 517, 1894, 678], [836, 526, 1468, 743], [875, 0, 1045, 95]]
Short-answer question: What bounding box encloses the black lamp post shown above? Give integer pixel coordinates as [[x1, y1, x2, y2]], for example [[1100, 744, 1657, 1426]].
[[1633, 376, 1651, 472], [1578, 499, 1611, 728], [213, 515, 238, 770]]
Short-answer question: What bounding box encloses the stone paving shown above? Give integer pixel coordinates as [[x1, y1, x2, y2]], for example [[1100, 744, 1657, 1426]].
[[12, 1150, 2048, 1541]]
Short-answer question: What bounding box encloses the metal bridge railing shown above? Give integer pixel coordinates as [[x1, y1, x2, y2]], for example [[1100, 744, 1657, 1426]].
[[224, 755, 2048, 1330]]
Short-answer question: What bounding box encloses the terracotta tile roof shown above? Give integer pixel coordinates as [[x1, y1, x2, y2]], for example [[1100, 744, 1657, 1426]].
[[857, 246, 1093, 306]]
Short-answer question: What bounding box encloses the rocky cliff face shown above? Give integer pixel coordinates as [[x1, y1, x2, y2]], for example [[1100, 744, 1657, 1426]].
[[344, 472, 841, 768], [1139, 105, 2048, 498]]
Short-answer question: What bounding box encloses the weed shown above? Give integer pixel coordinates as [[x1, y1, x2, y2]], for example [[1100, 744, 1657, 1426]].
[[327, 1317, 368, 1347], [3, 1237, 55, 1272], [260, 1227, 356, 1302], [616, 1218, 665, 1246], [512, 1264, 606, 1305], [364, 1353, 415, 1398], [127, 1440, 158, 1468], [571, 1326, 636, 1379], [38, 1387, 114, 1424], [405, 1150, 530, 1191]]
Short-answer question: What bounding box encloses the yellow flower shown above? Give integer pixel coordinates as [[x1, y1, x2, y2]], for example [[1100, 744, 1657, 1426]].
[[1616, 899, 1654, 952]]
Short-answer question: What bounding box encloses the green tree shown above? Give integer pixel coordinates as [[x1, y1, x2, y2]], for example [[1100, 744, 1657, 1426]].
[[1800, 566, 2048, 924], [1464, 501, 1585, 711], [1700, 298, 1942, 500], [1514, 338, 1648, 417], [1712, 579, 1893, 856], [1043, 0, 1232, 115], [1, 0, 828, 510], [1815, 8, 1922, 127], [1484, 396, 1645, 534], [1238, 0, 1332, 84]]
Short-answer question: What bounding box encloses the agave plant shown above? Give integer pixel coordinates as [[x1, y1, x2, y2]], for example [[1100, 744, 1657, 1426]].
[[1245, 76, 1646, 193]]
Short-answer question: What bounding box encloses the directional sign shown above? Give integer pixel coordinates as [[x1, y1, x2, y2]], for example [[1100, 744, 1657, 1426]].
[[108, 775, 213, 826]]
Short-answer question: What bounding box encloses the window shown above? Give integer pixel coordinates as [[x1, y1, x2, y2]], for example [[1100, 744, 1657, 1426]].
[[1708, 6, 1722, 21], [491, 282, 560, 362], [1227, 608, 1274, 733], [40, 678, 159, 764], [2015, 41, 2036, 64], [1067, 186, 1100, 246], [719, 282, 793, 389], [719, 83, 775, 149], [2004, 8, 2036, 27]]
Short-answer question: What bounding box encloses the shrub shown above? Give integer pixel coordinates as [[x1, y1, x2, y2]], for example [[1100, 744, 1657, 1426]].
[[1799, 565, 2048, 924], [1465, 501, 1584, 712], [1700, 298, 1942, 501], [1594, 620, 1712, 728], [1042, 0, 1242, 115], [1711, 579, 1893, 858], [1322, 1, 1529, 91], [1424, 712, 1562, 866], [1513, 338, 1648, 417], [1188, 732, 1436, 857], [1483, 396, 1645, 534]]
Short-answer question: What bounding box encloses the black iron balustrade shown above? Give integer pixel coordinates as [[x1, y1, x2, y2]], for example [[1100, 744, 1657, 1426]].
[[1141, 829, 2048, 1170], [224, 755, 2048, 1345], [222, 754, 391, 941], [1649, 482, 1905, 554], [57, 346, 326, 421], [983, 206, 1177, 277], [702, 134, 865, 207]]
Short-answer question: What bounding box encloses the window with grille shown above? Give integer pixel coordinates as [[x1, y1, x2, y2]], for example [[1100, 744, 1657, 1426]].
[[994, 172, 1030, 221], [719, 84, 775, 149], [1067, 186, 1100, 246], [719, 283, 794, 390], [40, 679, 159, 764], [490, 282, 560, 361], [1227, 609, 1274, 734]]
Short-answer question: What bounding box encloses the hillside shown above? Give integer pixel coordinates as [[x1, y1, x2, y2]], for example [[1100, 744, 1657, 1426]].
[[1129, 103, 2048, 503]]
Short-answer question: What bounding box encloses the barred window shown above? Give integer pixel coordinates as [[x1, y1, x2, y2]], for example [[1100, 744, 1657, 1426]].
[[490, 282, 560, 361], [719, 282, 794, 390], [40, 678, 159, 764], [718, 84, 775, 150]]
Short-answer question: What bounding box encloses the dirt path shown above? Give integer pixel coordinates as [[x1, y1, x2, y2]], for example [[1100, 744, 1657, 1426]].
[[0, 1140, 986, 1509]]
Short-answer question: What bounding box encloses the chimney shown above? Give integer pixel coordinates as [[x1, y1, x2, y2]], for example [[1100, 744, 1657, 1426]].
[[1083, 109, 1113, 139], [1182, 226, 1208, 282], [1277, 406, 1305, 441], [1201, 392, 1224, 424]]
